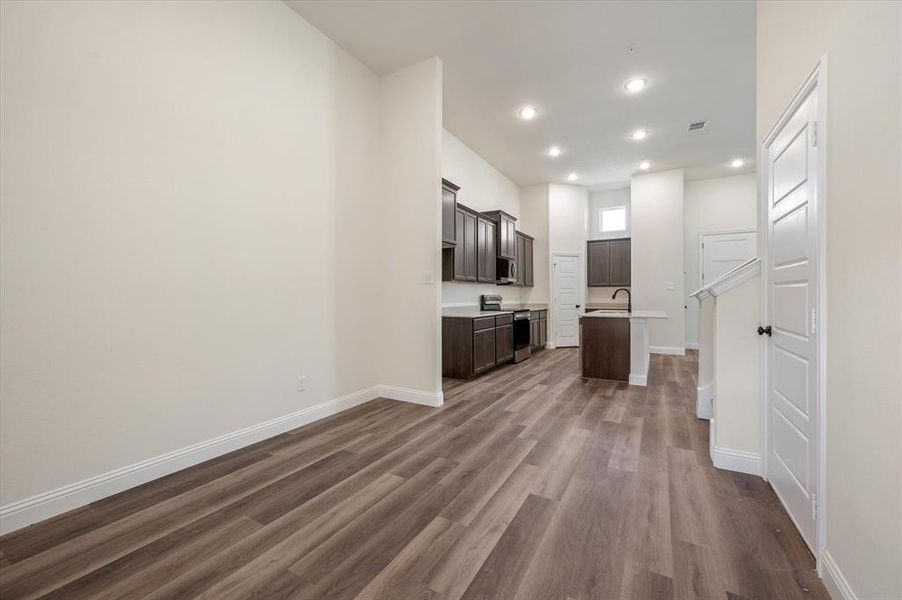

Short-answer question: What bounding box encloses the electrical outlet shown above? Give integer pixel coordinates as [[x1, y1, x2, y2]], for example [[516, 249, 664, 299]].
[[297, 376, 306, 392], [666, 281, 676, 290], [422, 272, 435, 285]]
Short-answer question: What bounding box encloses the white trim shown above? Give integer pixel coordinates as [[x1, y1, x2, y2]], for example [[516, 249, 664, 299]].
[[649, 346, 685, 356], [697, 383, 714, 419], [0, 383, 442, 535], [760, 57, 829, 570], [821, 550, 856, 600], [691, 257, 761, 301], [378, 385, 443, 407], [628, 374, 647, 386], [711, 445, 763, 476], [545, 343, 556, 350], [685, 341, 699, 350]]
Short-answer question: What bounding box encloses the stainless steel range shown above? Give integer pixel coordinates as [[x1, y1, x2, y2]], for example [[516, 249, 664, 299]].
[[480, 295, 530, 363]]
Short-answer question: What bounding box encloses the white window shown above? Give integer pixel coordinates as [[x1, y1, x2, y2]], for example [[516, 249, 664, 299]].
[[600, 206, 626, 233]]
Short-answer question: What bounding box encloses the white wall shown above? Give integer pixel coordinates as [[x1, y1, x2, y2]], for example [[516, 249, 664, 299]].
[[441, 130, 522, 306], [0, 1, 442, 520], [684, 174, 757, 346], [547, 184, 587, 342], [758, 2, 902, 597], [379, 58, 443, 393], [630, 169, 686, 352], [588, 187, 631, 240], [518, 184, 550, 304]]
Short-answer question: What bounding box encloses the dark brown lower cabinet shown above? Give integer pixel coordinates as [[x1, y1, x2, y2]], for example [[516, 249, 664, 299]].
[[495, 324, 513, 363], [442, 314, 514, 379], [580, 316, 630, 381], [529, 310, 548, 351]]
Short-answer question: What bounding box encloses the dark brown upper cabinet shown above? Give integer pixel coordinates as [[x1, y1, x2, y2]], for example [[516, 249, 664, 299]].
[[481, 210, 517, 260], [441, 179, 459, 247], [442, 203, 494, 283], [476, 215, 497, 283], [513, 231, 534, 287], [587, 238, 631, 287]]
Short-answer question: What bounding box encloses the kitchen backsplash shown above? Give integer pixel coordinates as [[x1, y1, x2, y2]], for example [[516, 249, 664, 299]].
[[442, 281, 524, 307]]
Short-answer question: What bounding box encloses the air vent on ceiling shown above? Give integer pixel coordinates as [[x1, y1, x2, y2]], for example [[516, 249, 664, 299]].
[[688, 121, 707, 131]]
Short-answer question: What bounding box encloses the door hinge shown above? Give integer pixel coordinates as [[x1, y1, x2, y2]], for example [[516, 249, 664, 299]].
[[811, 121, 818, 147], [811, 493, 817, 520], [810, 307, 817, 335]]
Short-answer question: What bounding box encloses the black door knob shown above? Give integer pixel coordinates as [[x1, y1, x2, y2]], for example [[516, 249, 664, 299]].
[[757, 325, 772, 336]]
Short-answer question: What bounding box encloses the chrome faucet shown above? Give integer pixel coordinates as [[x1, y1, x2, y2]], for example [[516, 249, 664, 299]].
[[611, 288, 631, 313]]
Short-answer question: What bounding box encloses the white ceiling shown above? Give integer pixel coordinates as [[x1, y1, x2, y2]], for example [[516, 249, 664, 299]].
[[286, 1, 756, 188]]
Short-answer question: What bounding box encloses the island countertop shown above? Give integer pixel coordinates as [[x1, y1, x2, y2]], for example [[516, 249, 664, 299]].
[[580, 310, 667, 319]]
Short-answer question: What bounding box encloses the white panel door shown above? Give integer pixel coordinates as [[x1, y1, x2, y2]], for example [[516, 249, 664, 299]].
[[553, 254, 581, 347], [765, 86, 819, 551], [701, 231, 758, 285]]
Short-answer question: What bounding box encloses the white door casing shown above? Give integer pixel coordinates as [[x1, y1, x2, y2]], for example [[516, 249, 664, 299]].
[[700, 230, 758, 286], [552, 253, 581, 347], [763, 77, 821, 554]]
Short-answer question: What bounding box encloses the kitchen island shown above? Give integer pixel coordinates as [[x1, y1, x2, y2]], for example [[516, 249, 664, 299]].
[[579, 310, 667, 386]]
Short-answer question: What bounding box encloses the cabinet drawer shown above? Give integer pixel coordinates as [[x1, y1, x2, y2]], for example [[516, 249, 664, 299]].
[[495, 313, 513, 326], [473, 316, 496, 331]]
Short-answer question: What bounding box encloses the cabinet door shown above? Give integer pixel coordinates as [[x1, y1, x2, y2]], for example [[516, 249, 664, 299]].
[[609, 239, 631, 286], [530, 319, 539, 349], [587, 240, 611, 286], [495, 324, 513, 363], [485, 221, 497, 282], [476, 217, 489, 282], [515, 234, 526, 286], [453, 208, 466, 281], [524, 238, 534, 287], [507, 219, 517, 259], [441, 181, 458, 246], [464, 211, 478, 281], [473, 328, 496, 374], [539, 318, 547, 349]]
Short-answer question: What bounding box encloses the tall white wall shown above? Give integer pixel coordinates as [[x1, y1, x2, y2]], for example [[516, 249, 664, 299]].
[[547, 184, 587, 343], [0, 1, 442, 520], [684, 174, 757, 346], [758, 2, 901, 597], [630, 169, 686, 352], [518, 184, 550, 305], [441, 129, 522, 306], [587, 187, 632, 304], [379, 58, 443, 393]]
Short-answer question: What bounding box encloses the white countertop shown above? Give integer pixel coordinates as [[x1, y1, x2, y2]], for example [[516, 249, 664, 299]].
[[580, 310, 667, 320], [442, 307, 514, 318]]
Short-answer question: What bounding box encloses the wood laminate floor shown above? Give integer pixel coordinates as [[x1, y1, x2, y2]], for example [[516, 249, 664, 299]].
[[0, 349, 829, 599]]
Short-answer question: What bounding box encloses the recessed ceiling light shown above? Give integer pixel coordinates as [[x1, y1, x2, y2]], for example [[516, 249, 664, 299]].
[[547, 146, 562, 157], [566, 172, 579, 182], [639, 160, 651, 170], [625, 78, 647, 93], [730, 158, 745, 168], [518, 106, 538, 120], [630, 129, 648, 141]]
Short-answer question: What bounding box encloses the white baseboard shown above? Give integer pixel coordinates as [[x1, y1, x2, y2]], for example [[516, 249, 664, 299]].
[[697, 383, 714, 420], [685, 341, 699, 350], [378, 385, 443, 407], [0, 383, 441, 535], [649, 346, 686, 356], [821, 550, 857, 600], [711, 445, 763, 476], [545, 343, 556, 350], [628, 374, 647, 386]]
